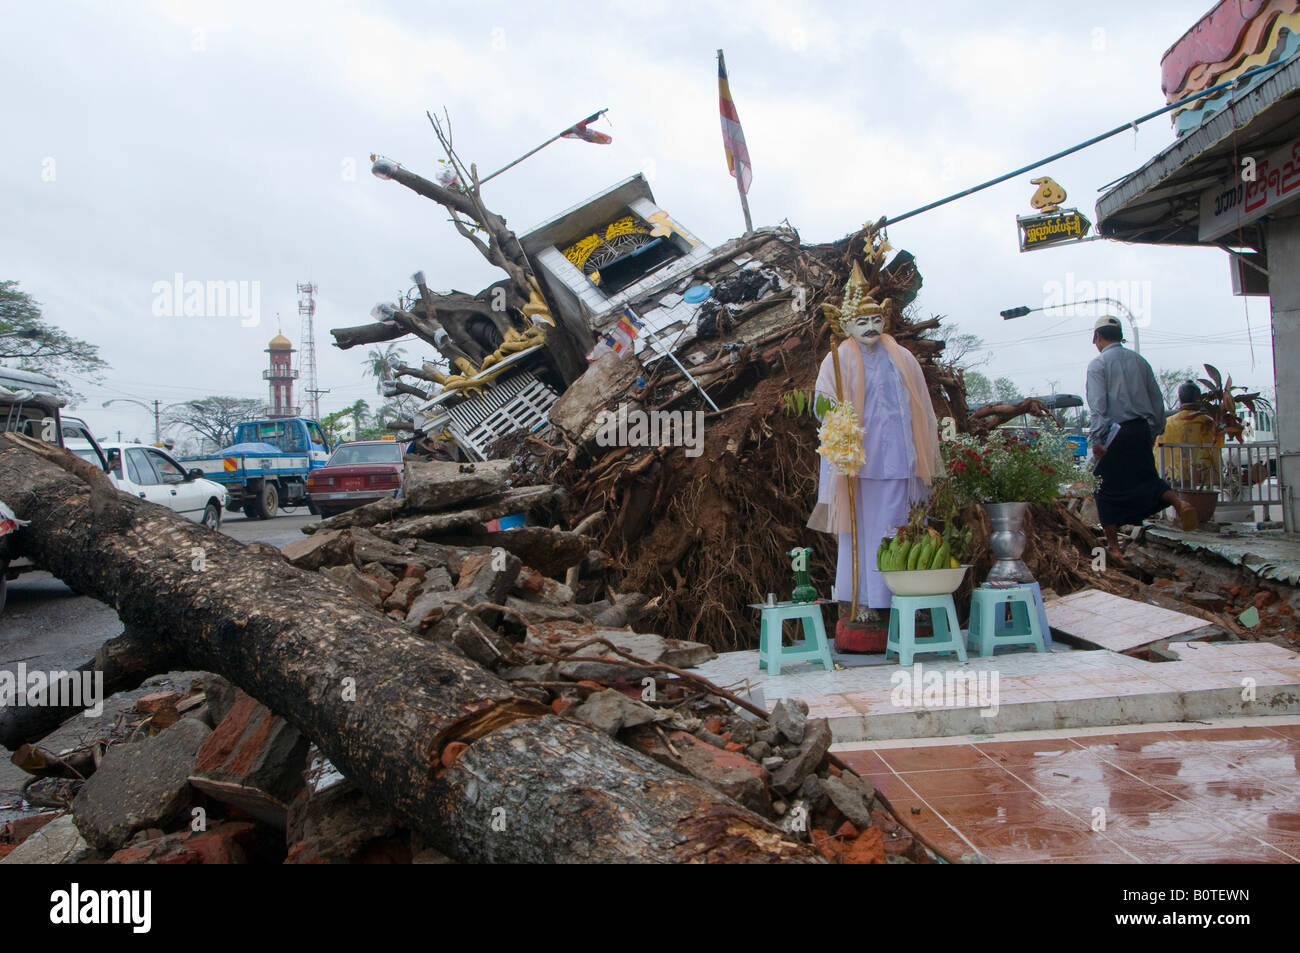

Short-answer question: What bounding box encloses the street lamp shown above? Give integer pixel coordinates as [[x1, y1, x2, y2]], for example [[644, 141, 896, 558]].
[[1000, 296, 1142, 355], [103, 398, 165, 444]]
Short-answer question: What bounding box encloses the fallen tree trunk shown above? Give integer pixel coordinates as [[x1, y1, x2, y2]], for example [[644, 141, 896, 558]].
[[0, 439, 816, 863], [368, 485, 560, 541]]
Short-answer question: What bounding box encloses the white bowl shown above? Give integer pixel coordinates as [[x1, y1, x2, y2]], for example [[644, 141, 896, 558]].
[[880, 565, 969, 596]]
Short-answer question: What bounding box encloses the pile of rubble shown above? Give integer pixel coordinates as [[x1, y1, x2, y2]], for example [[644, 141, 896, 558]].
[[0, 671, 453, 864], [0, 455, 934, 864], [0, 673, 924, 865]]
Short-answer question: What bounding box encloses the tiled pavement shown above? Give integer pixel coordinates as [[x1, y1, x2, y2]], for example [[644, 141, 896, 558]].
[[837, 720, 1300, 863]]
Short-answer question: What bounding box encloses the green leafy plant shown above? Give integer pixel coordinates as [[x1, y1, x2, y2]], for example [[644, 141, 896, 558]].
[[780, 389, 837, 419], [1196, 364, 1271, 443], [936, 427, 1088, 507]]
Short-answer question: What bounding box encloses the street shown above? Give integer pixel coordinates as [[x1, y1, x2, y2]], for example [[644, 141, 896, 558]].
[[0, 509, 314, 818]]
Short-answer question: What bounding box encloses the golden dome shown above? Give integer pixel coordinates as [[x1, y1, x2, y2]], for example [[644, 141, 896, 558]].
[[268, 333, 293, 350]]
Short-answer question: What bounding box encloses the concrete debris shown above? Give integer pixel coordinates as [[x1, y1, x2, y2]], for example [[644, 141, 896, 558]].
[[569, 689, 666, 735], [769, 698, 809, 745], [0, 814, 98, 865], [71, 718, 211, 851], [770, 718, 832, 796]]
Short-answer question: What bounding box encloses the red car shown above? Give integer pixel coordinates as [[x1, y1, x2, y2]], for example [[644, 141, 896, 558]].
[[306, 440, 404, 517]]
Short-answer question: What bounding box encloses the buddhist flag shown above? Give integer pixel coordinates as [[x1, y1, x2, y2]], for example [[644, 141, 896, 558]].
[[610, 309, 643, 352], [586, 310, 644, 361], [717, 50, 752, 194], [561, 110, 612, 145]]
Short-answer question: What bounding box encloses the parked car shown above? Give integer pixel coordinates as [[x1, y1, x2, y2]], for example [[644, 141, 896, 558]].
[[306, 440, 405, 517], [100, 441, 228, 529]]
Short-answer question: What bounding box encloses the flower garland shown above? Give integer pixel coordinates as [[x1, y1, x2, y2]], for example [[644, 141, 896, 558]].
[[817, 402, 866, 476]]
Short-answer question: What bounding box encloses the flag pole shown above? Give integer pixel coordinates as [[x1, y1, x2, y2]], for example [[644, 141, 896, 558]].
[[478, 108, 608, 186], [717, 50, 754, 235], [628, 309, 721, 412]]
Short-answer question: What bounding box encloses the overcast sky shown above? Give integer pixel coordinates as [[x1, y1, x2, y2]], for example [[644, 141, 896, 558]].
[[2, 0, 1275, 443]]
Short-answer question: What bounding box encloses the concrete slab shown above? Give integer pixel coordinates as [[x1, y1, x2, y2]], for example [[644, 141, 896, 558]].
[[693, 641, 1300, 744], [1045, 589, 1207, 651], [1147, 525, 1300, 587]]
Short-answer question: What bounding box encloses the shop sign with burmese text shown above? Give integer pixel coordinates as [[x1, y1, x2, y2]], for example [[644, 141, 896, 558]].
[[1017, 209, 1092, 252]]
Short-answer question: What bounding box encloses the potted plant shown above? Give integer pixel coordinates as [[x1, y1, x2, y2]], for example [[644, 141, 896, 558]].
[[932, 426, 1090, 583], [1157, 366, 1271, 523]]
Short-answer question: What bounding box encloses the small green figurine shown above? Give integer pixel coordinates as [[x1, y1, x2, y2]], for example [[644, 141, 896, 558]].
[[788, 547, 818, 603]]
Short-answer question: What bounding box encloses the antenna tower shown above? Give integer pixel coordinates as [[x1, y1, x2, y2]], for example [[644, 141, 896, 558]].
[[297, 282, 325, 419]]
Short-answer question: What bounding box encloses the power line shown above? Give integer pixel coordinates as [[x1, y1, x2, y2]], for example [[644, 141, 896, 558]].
[[883, 58, 1293, 227]]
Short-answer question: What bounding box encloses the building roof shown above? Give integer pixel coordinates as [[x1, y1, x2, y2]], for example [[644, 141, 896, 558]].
[[518, 174, 655, 255], [267, 333, 293, 350], [1095, 54, 1300, 246]]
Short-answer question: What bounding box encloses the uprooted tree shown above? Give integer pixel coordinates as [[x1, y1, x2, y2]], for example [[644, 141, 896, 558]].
[[334, 113, 589, 387]]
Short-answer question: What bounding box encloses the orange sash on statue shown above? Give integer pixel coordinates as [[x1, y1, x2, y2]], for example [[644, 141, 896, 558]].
[[807, 335, 941, 535]]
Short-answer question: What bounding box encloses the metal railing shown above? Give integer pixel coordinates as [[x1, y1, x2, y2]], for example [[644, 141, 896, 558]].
[[1156, 440, 1282, 521]]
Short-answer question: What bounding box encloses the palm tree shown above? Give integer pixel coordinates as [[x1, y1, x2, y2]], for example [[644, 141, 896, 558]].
[[364, 344, 407, 395], [343, 399, 370, 439]]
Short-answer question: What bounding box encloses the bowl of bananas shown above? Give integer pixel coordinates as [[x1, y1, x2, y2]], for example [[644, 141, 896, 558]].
[[876, 523, 969, 596]]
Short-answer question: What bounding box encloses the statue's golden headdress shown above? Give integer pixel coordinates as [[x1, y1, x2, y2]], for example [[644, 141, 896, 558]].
[[821, 261, 892, 337]]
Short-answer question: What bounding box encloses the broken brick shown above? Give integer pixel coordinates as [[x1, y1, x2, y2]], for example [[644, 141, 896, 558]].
[[190, 691, 309, 825]]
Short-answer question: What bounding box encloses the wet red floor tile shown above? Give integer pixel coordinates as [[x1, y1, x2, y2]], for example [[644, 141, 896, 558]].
[[836, 749, 889, 776], [866, 771, 917, 801], [852, 724, 1300, 863], [1114, 809, 1278, 864], [1267, 723, 1300, 740], [885, 798, 976, 860], [975, 737, 1079, 767], [1165, 725, 1287, 745], [899, 764, 1030, 799], [874, 744, 993, 772], [931, 796, 1120, 863], [1047, 778, 1182, 821], [1213, 749, 1300, 780]]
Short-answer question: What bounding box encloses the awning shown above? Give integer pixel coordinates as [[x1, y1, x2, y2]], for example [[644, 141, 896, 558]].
[[1095, 55, 1300, 247]]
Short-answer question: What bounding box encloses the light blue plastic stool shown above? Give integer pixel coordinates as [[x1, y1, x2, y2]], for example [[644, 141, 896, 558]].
[[885, 594, 967, 667], [753, 601, 834, 676], [968, 585, 1048, 657]]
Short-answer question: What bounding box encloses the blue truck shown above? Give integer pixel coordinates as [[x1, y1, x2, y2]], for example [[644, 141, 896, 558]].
[[183, 417, 332, 519]]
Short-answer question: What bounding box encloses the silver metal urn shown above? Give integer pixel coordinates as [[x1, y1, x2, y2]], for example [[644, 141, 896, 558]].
[[983, 502, 1034, 584]]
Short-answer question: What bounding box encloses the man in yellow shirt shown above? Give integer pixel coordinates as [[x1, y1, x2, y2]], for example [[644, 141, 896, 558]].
[[1155, 381, 1222, 489]]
